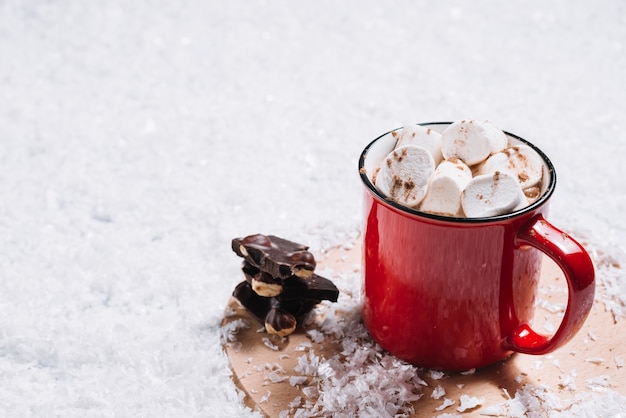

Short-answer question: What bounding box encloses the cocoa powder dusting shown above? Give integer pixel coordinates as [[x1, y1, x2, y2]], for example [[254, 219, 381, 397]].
[[391, 130, 400, 147], [371, 166, 380, 184], [389, 175, 403, 197], [391, 148, 407, 163]]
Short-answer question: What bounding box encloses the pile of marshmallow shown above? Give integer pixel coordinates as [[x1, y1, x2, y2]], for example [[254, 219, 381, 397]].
[[373, 119, 544, 218]]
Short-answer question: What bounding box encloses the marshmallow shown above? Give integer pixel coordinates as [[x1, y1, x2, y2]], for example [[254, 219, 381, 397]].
[[420, 158, 472, 217], [461, 171, 525, 218], [476, 145, 544, 189], [513, 192, 531, 212], [392, 125, 444, 165], [441, 120, 507, 166], [375, 144, 435, 207]]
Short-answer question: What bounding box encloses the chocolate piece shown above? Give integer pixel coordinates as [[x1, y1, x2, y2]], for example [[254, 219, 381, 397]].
[[232, 281, 271, 323], [241, 261, 338, 303], [281, 274, 339, 303], [242, 262, 283, 297], [264, 307, 297, 337], [278, 298, 320, 318], [232, 281, 318, 323], [231, 233, 340, 338], [232, 234, 316, 279]]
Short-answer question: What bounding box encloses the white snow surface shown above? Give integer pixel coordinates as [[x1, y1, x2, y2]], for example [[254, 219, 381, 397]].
[[0, 0, 625, 416]]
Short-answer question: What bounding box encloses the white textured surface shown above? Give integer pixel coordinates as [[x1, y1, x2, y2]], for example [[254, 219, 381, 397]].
[[0, 0, 625, 416]]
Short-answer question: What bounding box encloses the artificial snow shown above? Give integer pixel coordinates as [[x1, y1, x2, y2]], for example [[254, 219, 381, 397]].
[[1, 0, 625, 417], [457, 394, 484, 412]]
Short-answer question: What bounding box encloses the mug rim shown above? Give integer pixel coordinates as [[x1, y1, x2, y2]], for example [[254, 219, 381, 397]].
[[358, 121, 557, 224]]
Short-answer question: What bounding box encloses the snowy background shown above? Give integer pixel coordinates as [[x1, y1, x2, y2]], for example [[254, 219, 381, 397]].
[[0, 0, 624, 416]]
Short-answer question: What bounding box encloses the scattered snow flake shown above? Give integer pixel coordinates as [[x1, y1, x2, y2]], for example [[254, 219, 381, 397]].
[[543, 319, 556, 333], [220, 318, 250, 343], [223, 305, 237, 318], [262, 337, 279, 351], [435, 398, 455, 411], [293, 351, 320, 376], [289, 376, 308, 386], [501, 388, 511, 400], [480, 403, 507, 416], [584, 357, 605, 365], [302, 385, 319, 399], [288, 395, 302, 409], [556, 389, 626, 416], [457, 394, 484, 412], [586, 375, 611, 392], [614, 356, 624, 368], [430, 369, 446, 380], [459, 368, 476, 375], [259, 390, 271, 404], [266, 371, 288, 383], [431, 385, 446, 399], [306, 329, 325, 343], [558, 369, 577, 391], [294, 341, 313, 351], [535, 298, 566, 314]]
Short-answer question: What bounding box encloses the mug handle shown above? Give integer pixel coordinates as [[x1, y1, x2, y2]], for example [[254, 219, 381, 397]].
[[505, 214, 595, 355]]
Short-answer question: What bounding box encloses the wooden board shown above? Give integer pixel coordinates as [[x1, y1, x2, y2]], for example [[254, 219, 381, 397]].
[[222, 241, 624, 416]]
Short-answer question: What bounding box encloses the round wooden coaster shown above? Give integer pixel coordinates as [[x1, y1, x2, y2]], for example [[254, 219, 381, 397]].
[[222, 242, 624, 417]]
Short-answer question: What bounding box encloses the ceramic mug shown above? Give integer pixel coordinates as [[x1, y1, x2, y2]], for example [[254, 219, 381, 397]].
[[358, 122, 595, 371]]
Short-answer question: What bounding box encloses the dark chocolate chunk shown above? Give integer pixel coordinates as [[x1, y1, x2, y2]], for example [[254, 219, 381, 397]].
[[264, 307, 297, 337], [232, 234, 316, 279], [278, 298, 320, 318], [231, 233, 341, 338], [232, 280, 319, 323], [281, 274, 339, 303], [241, 261, 283, 297], [241, 261, 338, 303], [232, 281, 272, 323]]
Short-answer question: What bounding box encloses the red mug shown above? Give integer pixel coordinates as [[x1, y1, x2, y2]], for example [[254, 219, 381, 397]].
[[358, 122, 595, 371]]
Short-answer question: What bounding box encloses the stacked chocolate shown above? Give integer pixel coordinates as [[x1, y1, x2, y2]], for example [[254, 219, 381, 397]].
[[231, 234, 339, 337]]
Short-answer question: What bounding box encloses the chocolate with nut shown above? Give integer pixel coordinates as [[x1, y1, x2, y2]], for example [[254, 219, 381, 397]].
[[232, 280, 272, 323], [281, 274, 339, 303], [241, 261, 283, 297], [232, 280, 319, 324], [241, 261, 338, 302], [231, 233, 339, 337], [264, 306, 297, 338], [232, 234, 316, 279]]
